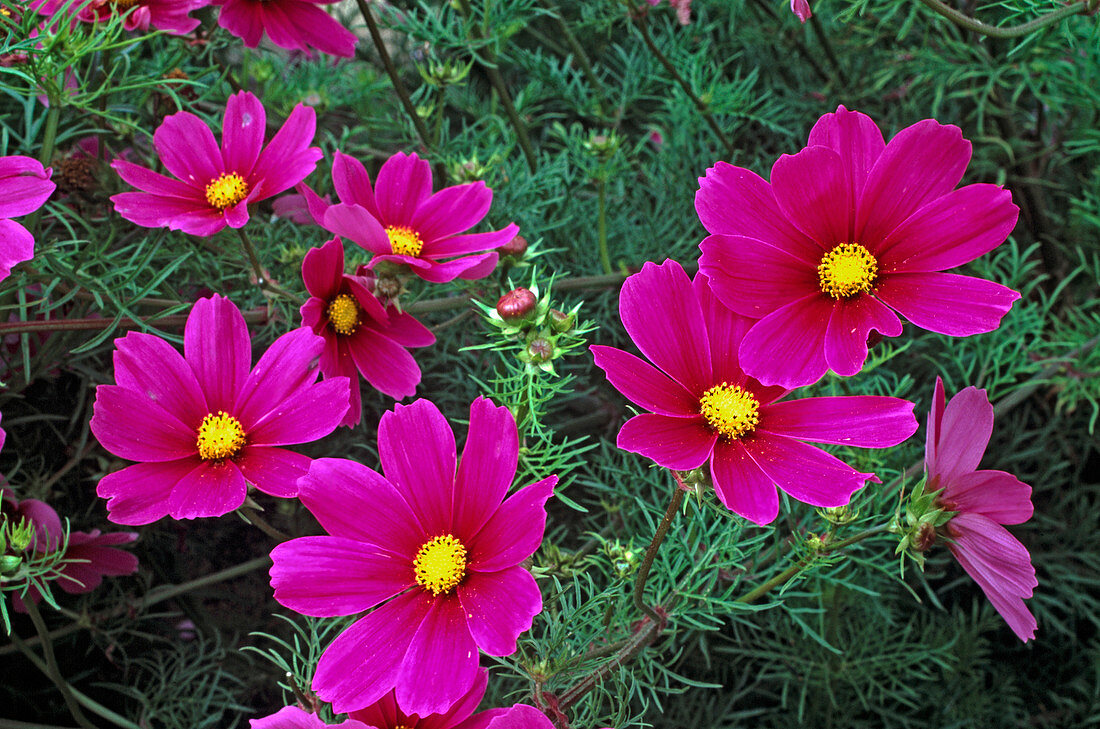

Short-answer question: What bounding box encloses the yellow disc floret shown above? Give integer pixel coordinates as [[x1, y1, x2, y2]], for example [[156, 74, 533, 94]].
[[196, 411, 247, 461], [111, 0, 141, 9], [817, 243, 878, 299], [204, 172, 250, 210], [413, 534, 468, 596], [326, 294, 360, 336], [386, 225, 424, 257], [699, 383, 761, 440]]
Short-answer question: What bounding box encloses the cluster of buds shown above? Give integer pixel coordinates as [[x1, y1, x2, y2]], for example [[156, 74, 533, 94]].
[[480, 280, 582, 375], [892, 479, 956, 570], [603, 540, 638, 579]]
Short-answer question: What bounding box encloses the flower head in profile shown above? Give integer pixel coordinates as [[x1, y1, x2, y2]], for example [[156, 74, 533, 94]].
[[90, 294, 350, 525], [32, 0, 209, 35], [923, 377, 1037, 642], [790, 0, 811, 22], [215, 0, 358, 58], [591, 259, 917, 525], [270, 397, 556, 715], [697, 105, 1020, 388], [301, 237, 435, 425], [249, 706, 370, 729], [1, 155, 55, 282], [111, 91, 321, 236], [302, 151, 517, 283]]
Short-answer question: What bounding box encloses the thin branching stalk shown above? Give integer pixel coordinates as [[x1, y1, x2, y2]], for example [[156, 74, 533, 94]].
[[633, 485, 685, 623], [25, 101, 61, 237], [235, 229, 299, 302], [916, 0, 1090, 38], [597, 178, 612, 276], [746, 0, 830, 84], [237, 505, 292, 542], [18, 600, 98, 729]]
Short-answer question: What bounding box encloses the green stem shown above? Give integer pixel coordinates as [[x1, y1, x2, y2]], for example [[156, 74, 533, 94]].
[[808, 12, 849, 87], [237, 505, 292, 542], [915, 0, 1089, 38], [633, 485, 685, 624], [596, 177, 611, 276], [18, 600, 98, 729], [355, 0, 435, 150], [735, 525, 890, 604], [25, 101, 61, 236], [234, 229, 300, 303]]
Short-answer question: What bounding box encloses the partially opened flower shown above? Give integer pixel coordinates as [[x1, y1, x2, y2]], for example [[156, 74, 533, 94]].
[[270, 397, 556, 715], [349, 668, 505, 729], [111, 91, 321, 236], [924, 377, 1037, 642], [1, 155, 55, 282], [215, 0, 358, 58], [90, 294, 350, 525], [303, 151, 516, 283], [790, 0, 811, 22], [697, 105, 1020, 388], [591, 259, 917, 525], [301, 237, 435, 425]]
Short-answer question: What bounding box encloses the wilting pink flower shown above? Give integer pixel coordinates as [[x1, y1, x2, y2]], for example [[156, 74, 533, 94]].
[[645, 0, 692, 24], [111, 91, 321, 236], [1, 488, 139, 611], [273, 191, 329, 225], [348, 668, 505, 729], [270, 397, 556, 715], [790, 0, 811, 22], [591, 259, 917, 525], [250, 706, 370, 729], [925, 377, 1036, 642], [90, 294, 350, 525], [697, 105, 1020, 388], [302, 151, 516, 283], [31, 0, 209, 34], [301, 237, 434, 425], [215, 0, 358, 58], [1, 155, 55, 282]]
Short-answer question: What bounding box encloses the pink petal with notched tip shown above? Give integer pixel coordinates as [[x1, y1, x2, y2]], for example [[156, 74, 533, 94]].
[[875, 271, 1019, 336], [698, 233, 818, 319], [927, 385, 992, 484], [771, 145, 851, 247], [154, 110, 223, 186], [217, 0, 265, 46], [738, 293, 833, 389], [760, 395, 916, 447], [301, 237, 344, 301], [347, 325, 424, 400], [246, 376, 350, 446], [617, 413, 715, 471], [378, 399, 457, 536], [823, 293, 903, 377], [806, 106, 885, 208], [452, 398, 520, 537], [0, 156, 56, 218], [112, 332, 208, 426], [590, 345, 699, 416], [166, 458, 247, 519], [393, 594, 479, 716], [0, 220, 35, 280], [466, 476, 556, 573], [221, 91, 266, 180], [91, 385, 198, 462], [459, 566, 542, 656], [184, 295, 251, 414], [332, 151, 380, 217], [423, 225, 518, 259], [249, 104, 321, 201], [374, 152, 434, 227], [711, 439, 780, 525], [260, 0, 357, 57], [97, 459, 198, 525], [743, 431, 873, 508], [942, 469, 1033, 525]]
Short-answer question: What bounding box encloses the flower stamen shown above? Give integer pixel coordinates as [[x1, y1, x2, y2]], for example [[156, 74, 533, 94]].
[[413, 534, 467, 596], [196, 411, 246, 461], [386, 225, 423, 257], [818, 243, 878, 299], [699, 383, 760, 440], [326, 294, 360, 336], [204, 172, 249, 210]]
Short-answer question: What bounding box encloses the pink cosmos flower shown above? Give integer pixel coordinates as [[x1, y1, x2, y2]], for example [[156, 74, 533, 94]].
[[111, 91, 322, 236], [302, 151, 517, 283], [925, 377, 1037, 642], [790, 0, 811, 22], [1, 155, 55, 283], [270, 397, 556, 715], [250, 706, 370, 729], [214, 0, 358, 58], [301, 237, 434, 426], [645, 0, 692, 25], [348, 668, 505, 729], [697, 105, 1021, 388], [90, 294, 350, 525], [31, 0, 209, 34], [590, 259, 918, 525]]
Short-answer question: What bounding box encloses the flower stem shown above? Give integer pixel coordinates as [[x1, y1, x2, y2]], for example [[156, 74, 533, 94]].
[[0, 309, 270, 336], [633, 484, 685, 624], [235, 228, 300, 302], [237, 504, 292, 542], [25, 101, 61, 237], [18, 600, 98, 729], [596, 178, 612, 276], [915, 0, 1089, 38], [355, 0, 435, 151]]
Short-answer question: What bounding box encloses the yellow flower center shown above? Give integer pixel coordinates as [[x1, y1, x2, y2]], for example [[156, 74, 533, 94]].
[[204, 172, 249, 210], [326, 294, 360, 336], [110, 0, 141, 9], [196, 411, 246, 461], [817, 243, 878, 299], [699, 383, 760, 440], [413, 534, 467, 596], [386, 225, 423, 257]]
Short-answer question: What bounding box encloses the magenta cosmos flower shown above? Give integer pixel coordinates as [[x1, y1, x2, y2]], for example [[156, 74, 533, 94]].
[[697, 105, 1021, 389], [1, 155, 55, 282], [302, 151, 517, 283], [111, 91, 321, 236], [215, 0, 357, 58], [591, 259, 918, 525], [90, 294, 350, 525], [31, 0, 209, 34], [347, 668, 505, 729], [925, 378, 1036, 642], [301, 237, 435, 426], [250, 707, 370, 729], [270, 397, 556, 715]]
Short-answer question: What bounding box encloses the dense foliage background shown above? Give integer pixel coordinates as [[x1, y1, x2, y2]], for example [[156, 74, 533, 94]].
[[2, 0, 1099, 726]]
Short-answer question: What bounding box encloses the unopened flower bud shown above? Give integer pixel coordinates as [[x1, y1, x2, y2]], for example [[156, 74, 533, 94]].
[[497, 234, 528, 258], [496, 287, 537, 321], [549, 308, 575, 333]]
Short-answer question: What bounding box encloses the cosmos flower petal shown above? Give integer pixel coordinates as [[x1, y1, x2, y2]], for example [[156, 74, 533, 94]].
[[111, 159, 195, 199], [694, 162, 818, 262], [412, 181, 492, 242], [323, 203, 392, 255], [250, 103, 321, 201], [112, 332, 209, 426], [184, 294, 251, 414], [590, 345, 699, 416], [823, 294, 903, 377], [235, 446, 311, 498], [298, 457, 425, 556], [347, 328, 424, 400], [738, 294, 833, 389], [153, 110, 222, 186], [875, 271, 1020, 336], [925, 376, 948, 469], [423, 225, 518, 258], [943, 470, 1033, 525], [710, 440, 780, 525], [805, 106, 885, 201], [167, 460, 248, 519], [411, 251, 498, 283], [459, 567, 542, 656], [620, 259, 712, 394], [467, 476, 556, 573], [216, 0, 265, 46], [301, 236, 344, 301], [931, 385, 993, 483], [744, 432, 871, 508], [760, 395, 917, 447], [222, 90, 266, 180], [247, 376, 350, 446], [379, 399, 457, 535], [0, 156, 56, 217], [250, 705, 372, 729], [332, 151, 380, 217], [857, 120, 971, 245], [378, 309, 435, 348], [59, 532, 139, 594], [375, 152, 433, 227], [878, 184, 1018, 273], [394, 595, 479, 716], [484, 705, 554, 729], [617, 413, 715, 471], [270, 536, 413, 616], [234, 327, 324, 429], [111, 192, 226, 235], [692, 271, 755, 385], [91, 385, 198, 462], [0, 219, 36, 280], [771, 146, 851, 249], [259, 0, 358, 57], [453, 397, 520, 536], [96, 460, 197, 525], [699, 233, 821, 319], [313, 590, 428, 714], [789, 0, 811, 22]]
